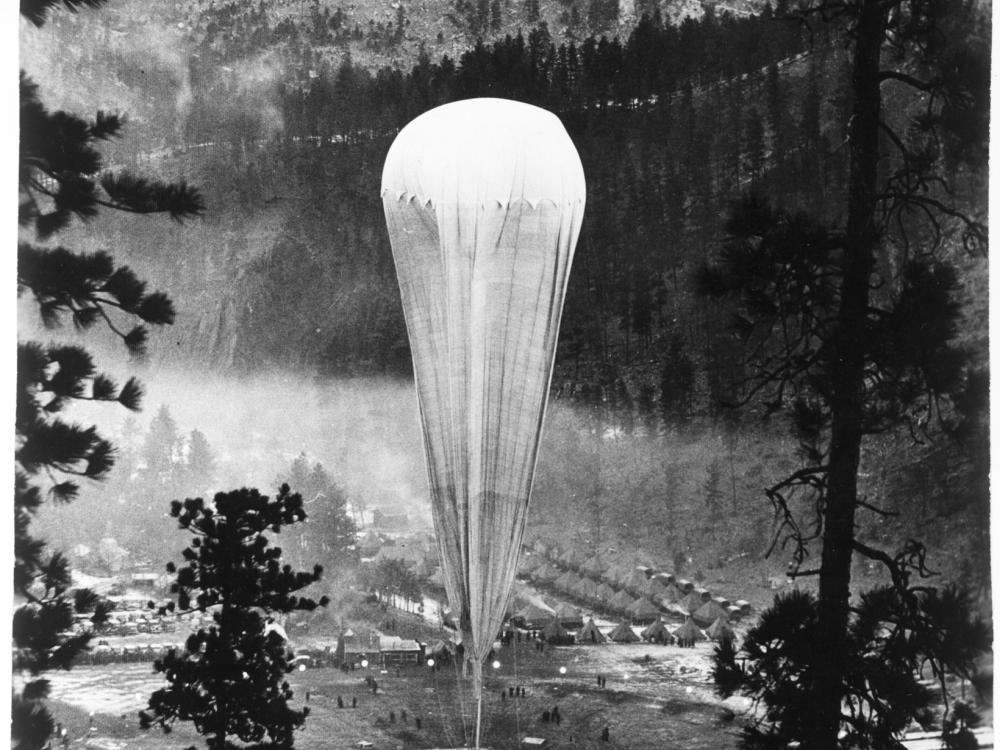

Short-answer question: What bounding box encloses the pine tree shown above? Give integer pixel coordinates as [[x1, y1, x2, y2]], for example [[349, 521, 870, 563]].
[[140, 486, 329, 749], [699, 3, 988, 747], [713, 587, 989, 749], [15, 3, 203, 746], [658, 335, 694, 426], [702, 460, 724, 522], [141, 405, 183, 491], [183, 429, 218, 496], [276, 456, 358, 565]]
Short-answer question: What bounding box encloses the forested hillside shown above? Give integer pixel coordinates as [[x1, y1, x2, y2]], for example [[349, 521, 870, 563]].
[[21, 0, 989, 599]]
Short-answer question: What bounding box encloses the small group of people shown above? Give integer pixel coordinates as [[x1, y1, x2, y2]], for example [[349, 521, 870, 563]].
[[334, 695, 358, 708], [386, 711, 422, 729], [595, 674, 608, 688], [499, 684, 528, 701], [540, 705, 562, 725]]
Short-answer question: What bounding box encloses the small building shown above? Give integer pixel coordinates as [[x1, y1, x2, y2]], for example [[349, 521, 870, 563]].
[[378, 635, 423, 666], [130, 572, 160, 590], [334, 628, 424, 667], [335, 628, 381, 667], [651, 571, 675, 585]]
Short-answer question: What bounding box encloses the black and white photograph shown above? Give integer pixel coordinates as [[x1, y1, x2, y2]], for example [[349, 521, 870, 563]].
[[14, 0, 991, 748]]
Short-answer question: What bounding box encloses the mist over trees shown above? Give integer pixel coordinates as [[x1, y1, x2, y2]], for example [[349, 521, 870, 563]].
[[22, 0, 988, 599], [275, 453, 358, 566]]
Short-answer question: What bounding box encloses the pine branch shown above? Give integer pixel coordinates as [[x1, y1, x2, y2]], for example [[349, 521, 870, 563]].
[[877, 68, 936, 92], [99, 173, 205, 220], [20, 0, 111, 26]]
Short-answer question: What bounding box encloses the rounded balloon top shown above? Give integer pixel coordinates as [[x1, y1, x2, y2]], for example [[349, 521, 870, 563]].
[[381, 98, 585, 210]]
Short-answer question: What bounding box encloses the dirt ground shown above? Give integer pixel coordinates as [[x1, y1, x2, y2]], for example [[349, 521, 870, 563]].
[[42, 635, 744, 750]]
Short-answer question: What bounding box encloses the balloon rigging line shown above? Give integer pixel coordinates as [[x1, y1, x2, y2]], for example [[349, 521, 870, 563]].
[[433, 664, 458, 750], [450, 649, 469, 747], [512, 630, 522, 742]]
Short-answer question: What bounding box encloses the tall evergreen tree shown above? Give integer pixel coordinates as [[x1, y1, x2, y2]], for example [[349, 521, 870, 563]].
[[15, 2, 202, 746], [658, 335, 694, 426], [702, 460, 724, 521], [140, 486, 329, 749], [699, 2, 988, 747], [141, 405, 183, 491], [276, 455, 357, 565], [713, 586, 988, 749], [183, 429, 218, 496]]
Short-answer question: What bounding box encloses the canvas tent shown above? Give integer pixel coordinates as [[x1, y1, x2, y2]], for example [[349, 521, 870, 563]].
[[643, 578, 670, 601], [514, 601, 557, 629], [609, 590, 635, 613], [640, 618, 674, 644], [623, 569, 649, 594], [554, 571, 577, 591], [561, 547, 585, 569], [663, 603, 690, 619], [594, 582, 616, 603], [576, 618, 607, 644], [427, 638, 458, 659], [573, 577, 600, 600], [533, 562, 561, 584], [554, 602, 583, 629], [673, 617, 707, 645], [693, 599, 729, 628], [602, 563, 632, 586], [608, 621, 640, 643], [706, 616, 736, 643], [532, 538, 553, 555], [579, 556, 607, 578], [680, 591, 704, 613], [540, 617, 574, 645], [518, 555, 542, 575], [659, 583, 684, 603], [626, 597, 662, 624]]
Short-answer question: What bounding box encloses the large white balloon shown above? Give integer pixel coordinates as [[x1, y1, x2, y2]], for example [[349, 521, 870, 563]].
[[381, 98, 585, 742]]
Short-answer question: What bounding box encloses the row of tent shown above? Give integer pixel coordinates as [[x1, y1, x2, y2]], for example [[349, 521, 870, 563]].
[[531, 614, 734, 646], [427, 611, 732, 655], [517, 554, 750, 627]]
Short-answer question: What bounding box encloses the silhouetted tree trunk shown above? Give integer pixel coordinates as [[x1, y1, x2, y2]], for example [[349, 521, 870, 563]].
[[809, 3, 883, 747]]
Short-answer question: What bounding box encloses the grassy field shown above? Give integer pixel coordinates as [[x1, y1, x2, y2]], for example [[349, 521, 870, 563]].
[[44, 635, 742, 750]]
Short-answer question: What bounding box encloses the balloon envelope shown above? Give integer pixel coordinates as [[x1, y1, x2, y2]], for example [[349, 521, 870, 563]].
[[381, 98, 585, 678]]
